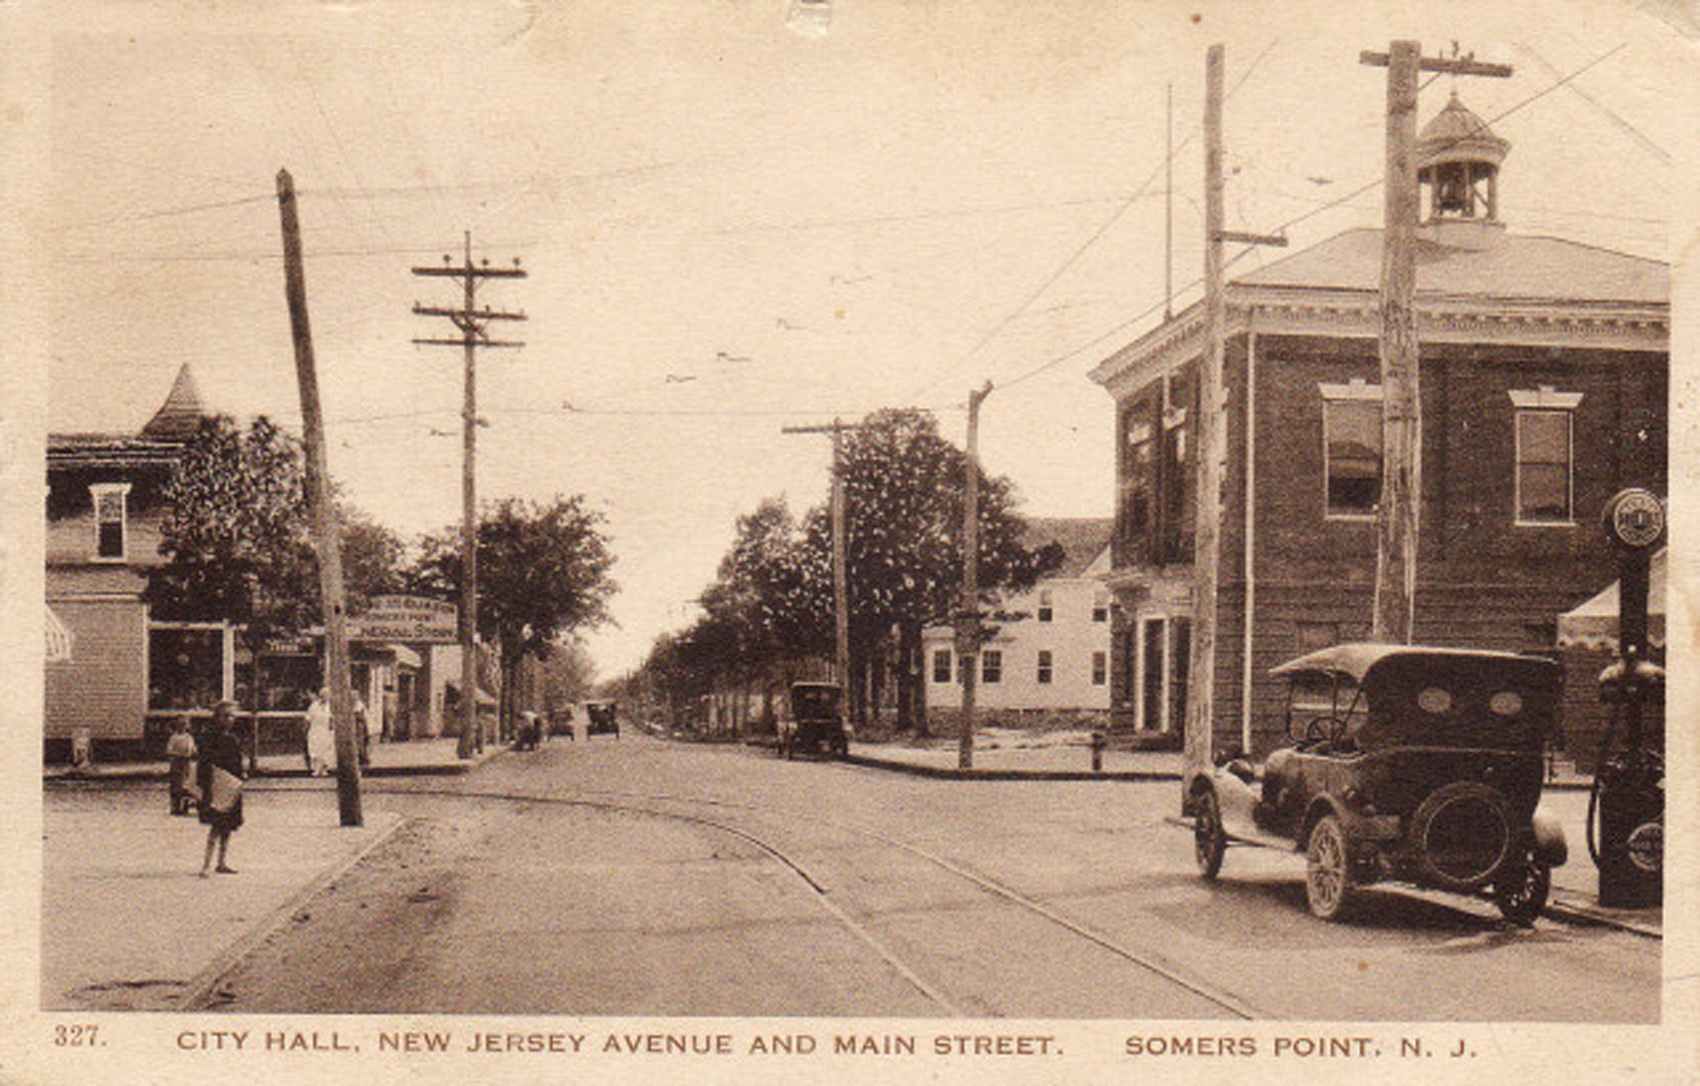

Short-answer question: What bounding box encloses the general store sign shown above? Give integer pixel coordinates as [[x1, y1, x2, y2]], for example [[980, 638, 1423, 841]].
[[348, 596, 459, 643]]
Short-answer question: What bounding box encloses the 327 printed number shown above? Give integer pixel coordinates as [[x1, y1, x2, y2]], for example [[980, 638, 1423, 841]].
[[53, 1024, 101, 1047]]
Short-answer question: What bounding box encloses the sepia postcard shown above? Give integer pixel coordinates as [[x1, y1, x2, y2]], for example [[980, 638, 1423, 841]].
[[2, 0, 1695, 1083]]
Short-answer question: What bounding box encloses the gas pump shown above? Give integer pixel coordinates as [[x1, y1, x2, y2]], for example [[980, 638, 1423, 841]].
[[1588, 488, 1665, 909]]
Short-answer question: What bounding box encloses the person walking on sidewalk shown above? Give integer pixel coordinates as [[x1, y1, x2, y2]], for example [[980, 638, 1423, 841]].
[[166, 716, 197, 816], [197, 700, 246, 877]]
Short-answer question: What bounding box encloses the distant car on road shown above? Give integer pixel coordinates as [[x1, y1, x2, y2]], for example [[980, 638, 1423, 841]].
[[584, 700, 619, 739], [548, 705, 576, 738], [778, 682, 849, 760], [1185, 644, 1568, 924]]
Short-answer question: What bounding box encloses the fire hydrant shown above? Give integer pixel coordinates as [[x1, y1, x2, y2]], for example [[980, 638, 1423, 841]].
[[1090, 730, 1106, 773]]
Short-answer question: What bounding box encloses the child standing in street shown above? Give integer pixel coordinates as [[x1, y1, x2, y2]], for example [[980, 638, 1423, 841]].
[[166, 716, 197, 816], [197, 701, 246, 876]]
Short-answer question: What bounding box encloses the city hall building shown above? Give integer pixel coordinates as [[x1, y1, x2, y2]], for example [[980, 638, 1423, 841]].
[[1088, 95, 1667, 756]]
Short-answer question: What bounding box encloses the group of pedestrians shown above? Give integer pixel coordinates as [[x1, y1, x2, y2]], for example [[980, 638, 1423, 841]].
[[302, 687, 374, 774], [163, 700, 247, 877]]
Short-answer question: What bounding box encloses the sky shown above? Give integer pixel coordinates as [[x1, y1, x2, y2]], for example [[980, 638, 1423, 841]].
[[34, 0, 1694, 678]]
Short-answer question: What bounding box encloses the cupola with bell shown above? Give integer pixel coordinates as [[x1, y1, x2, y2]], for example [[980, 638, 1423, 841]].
[[1416, 91, 1510, 250]]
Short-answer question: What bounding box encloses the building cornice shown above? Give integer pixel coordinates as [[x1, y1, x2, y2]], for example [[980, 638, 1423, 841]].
[[1091, 286, 1667, 400]]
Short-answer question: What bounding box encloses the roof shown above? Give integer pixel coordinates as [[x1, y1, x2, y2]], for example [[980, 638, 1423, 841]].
[[1557, 548, 1666, 651], [1023, 517, 1112, 578], [48, 433, 185, 469], [1270, 642, 1552, 683], [141, 364, 208, 440], [1234, 227, 1667, 306], [1417, 92, 1508, 171]]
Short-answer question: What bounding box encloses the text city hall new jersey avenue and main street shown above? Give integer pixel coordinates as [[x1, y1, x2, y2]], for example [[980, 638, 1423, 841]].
[[26, 7, 1686, 1085]]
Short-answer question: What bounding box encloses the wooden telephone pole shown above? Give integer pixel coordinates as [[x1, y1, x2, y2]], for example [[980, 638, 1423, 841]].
[[1188, 46, 1285, 774], [956, 381, 993, 771], [276, 169, 360, 826], [1361, 43, 1510, 643], [412, 234, 527, 758], [782, 420, 857, 698]]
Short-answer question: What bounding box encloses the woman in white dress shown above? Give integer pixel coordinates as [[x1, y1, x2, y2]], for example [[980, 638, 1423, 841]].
[[305, 687, 335, 775]]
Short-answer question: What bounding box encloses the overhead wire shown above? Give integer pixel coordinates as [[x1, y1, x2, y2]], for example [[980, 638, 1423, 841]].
[[905, 40, 1277, 403]]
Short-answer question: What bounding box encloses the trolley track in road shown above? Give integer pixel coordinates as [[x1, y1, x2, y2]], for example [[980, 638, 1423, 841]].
[[257, 777, 1264, 1019]]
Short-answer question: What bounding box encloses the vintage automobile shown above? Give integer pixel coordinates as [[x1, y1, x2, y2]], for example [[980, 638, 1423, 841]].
[[583, 700, 620, 739], [778, 681, 850, 760], [1185, 644, 1568, 924]]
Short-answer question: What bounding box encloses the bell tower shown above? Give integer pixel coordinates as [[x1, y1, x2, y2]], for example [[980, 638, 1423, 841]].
[[1416, 92, 1510, 250]]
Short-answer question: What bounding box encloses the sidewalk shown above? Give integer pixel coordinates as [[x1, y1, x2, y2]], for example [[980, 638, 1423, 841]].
[[848, 730, 1182, 780], [44, 735, 501, 783], [42, 785, 407, 1011], [848, 731, 1660, 938]]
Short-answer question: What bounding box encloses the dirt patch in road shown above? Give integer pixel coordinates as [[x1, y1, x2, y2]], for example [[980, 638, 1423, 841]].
[[199, 815, 484, 1013]]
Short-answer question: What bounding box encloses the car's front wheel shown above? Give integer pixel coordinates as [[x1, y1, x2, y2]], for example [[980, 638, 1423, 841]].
[[1305, 813, 1354, 921], [1193, 787, 1226, 880], [1493, 852, 1551, 926]]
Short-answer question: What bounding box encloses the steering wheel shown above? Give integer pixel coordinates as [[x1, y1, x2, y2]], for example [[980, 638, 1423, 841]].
[[1304, 717, 1343, 746]]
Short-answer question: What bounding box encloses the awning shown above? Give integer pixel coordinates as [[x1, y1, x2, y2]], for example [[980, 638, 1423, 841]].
[[1556, 548, 1666, 651], [45, 604, 74, 663]]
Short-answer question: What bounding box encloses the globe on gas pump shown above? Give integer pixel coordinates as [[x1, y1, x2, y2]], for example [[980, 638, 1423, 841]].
[[1589, 488, 1665, 909]]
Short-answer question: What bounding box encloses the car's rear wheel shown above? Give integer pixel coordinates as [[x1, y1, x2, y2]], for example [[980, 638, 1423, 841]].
[[1305, 813, 1354, 921], [1493, 852, 1551, 926], [1193, 787, 1226, 880]]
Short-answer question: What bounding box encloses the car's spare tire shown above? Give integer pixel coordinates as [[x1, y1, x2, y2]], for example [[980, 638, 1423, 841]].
[[1410, 781, 1513, 892]]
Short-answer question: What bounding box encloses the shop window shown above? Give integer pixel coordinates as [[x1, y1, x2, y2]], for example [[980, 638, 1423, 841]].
[[1510, 388, 1582, 524], [982, 650, 1002, 685], [932, 648, 952, 684], [1037, 650, 1053, 685], [1321, 382, 1382, 518], [91, 483, 131, 560], [148, 626, 224, 711]]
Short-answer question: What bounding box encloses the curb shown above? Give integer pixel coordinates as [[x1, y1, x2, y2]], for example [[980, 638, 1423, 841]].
[[1544, 896, 1662, 940], [177, 813, 413, 1011], [844, 752, 1180, 782], [45, 747, 502, 786]]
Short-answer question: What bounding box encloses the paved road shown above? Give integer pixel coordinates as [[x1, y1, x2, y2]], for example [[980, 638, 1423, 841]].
[[205, 734, 1658, 1021]]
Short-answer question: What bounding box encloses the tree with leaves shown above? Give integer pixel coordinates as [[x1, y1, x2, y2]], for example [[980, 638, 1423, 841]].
[[826, 408, 1060, 731], [147, 415, 316, 636], [412, 495, 617, 737]]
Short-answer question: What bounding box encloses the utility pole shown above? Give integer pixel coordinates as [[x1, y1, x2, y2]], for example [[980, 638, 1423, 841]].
[[412, 234, 527, 758], [957, 381, 993, 771], [1189, 46, 1284, 775], [276, 169, 360, 827], [1361, 43, 1510, 642], [1164, 82, 1174, 321], [782, 420, 856, 698]]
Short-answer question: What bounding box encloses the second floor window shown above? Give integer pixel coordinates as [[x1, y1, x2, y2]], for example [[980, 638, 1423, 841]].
[[91, 483, 131, 560], [1092, 651, 1108, 686], [1515, 403, 1576, 523], [1323, 389, 1382, 518], [1092, 591, 1109, 622], [1036, 650, 1053, 685], [982, 650, 1002, 685], [1037, 590, 1054, 623]]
